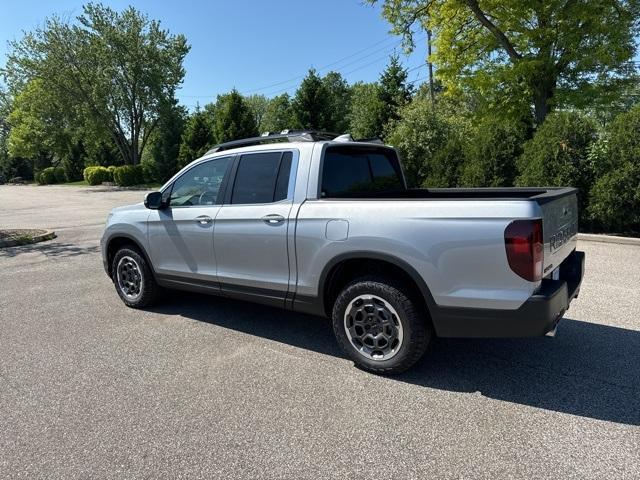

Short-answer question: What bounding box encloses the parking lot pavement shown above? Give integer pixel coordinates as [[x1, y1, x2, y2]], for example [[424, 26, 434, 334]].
[[0, 184, 638, 479]]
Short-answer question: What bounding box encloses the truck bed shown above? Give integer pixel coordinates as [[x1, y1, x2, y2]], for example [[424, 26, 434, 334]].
[[332, 186, 577, 204]]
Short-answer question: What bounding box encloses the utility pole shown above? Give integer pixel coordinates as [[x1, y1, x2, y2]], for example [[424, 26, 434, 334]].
[[427, 29, 435, 105]]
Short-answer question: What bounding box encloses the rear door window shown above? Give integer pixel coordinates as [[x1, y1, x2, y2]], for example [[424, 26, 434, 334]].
[[231, 151, 293, 204]]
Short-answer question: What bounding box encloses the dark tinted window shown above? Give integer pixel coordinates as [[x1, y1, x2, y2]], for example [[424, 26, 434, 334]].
[[321, 147, 403, 197], [169, 157, 231, 207], [231, 151, 293, 204], [274, 152, 293, 202]]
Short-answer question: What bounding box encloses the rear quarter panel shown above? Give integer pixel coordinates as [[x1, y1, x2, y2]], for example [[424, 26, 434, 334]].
[[295, 199, 541, 310]]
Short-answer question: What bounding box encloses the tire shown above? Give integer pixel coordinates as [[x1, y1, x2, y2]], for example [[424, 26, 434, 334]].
[[332, 275, 432, 375], [111, 246, 159, 308]]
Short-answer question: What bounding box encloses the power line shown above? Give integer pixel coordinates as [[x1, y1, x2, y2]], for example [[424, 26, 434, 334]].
[[241, 36, 403, 95], [179, 35, 425, 99], [179, 36, 403, 99]]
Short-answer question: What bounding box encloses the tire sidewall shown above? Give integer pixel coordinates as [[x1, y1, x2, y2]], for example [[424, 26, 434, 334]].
[[112, 247, 156, 308], [332, 279, 425, 373]]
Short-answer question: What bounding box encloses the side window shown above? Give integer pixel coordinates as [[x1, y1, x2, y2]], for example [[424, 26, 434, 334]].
[[231, 151, 293, 204], [321, 147, 403, 197], [169, 157, 231, 207]]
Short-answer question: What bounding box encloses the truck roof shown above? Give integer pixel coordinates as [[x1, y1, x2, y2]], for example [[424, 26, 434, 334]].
[[204, 130, 385, 156]]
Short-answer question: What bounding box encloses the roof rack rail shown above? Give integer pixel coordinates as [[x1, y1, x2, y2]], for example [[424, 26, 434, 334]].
[[206, 130, 341, 154]]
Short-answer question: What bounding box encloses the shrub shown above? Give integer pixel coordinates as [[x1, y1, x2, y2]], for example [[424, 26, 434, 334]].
[[386, 96, 470, 187], [588, 106, 640, 233], [37, 167, 57, 185], [113, 164, 144, 186], [516, 111, 598, 226], [461, 117, 529, 187], [54, 166, 66, 183], [83, 166, 112, 185]]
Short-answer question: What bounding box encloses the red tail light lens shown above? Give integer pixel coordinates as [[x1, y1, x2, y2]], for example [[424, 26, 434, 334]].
[[504, 219, 543, 282]]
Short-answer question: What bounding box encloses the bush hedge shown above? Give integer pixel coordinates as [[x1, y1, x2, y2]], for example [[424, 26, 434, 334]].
[[37, 167, 56, 185], [588, 105, 640, 233], [112, 164, 144, 186], [36, 166, 66, 185], [516, 111, 598, 226], [83, 166, 112, 185]]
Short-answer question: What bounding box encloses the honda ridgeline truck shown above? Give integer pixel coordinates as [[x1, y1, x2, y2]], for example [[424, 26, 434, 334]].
[[101, 131, 585, 374]]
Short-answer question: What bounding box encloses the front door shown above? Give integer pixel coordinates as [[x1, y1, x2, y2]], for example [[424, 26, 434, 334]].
[[214, 151, 295, 302], [148, 156, 232, 284]]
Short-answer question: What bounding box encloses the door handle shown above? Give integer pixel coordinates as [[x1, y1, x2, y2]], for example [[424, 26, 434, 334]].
[[195, 215, 213, 225], [262, 214, 285, 225]]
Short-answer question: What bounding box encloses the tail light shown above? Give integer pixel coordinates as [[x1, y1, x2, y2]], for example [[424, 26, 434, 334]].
[[504, 219, 543, 282]]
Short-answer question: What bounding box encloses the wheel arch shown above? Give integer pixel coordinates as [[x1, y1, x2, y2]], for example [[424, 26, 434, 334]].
[[105, 234, 156, 280], [318, 251, 438, 325]]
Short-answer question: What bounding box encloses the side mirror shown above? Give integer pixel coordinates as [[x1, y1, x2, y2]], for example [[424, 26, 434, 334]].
[[144, 191, 165, 210]]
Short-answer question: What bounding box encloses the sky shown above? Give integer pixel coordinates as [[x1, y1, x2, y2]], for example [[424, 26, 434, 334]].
[[0, 0, 429, 109]]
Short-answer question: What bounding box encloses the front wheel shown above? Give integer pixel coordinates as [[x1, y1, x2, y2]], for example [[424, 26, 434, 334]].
[[332, 276, 432, 375], [112, 246, 159, 308]]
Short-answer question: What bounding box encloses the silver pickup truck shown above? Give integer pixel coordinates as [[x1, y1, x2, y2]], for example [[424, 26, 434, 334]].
[[101, 131, 585, 374]]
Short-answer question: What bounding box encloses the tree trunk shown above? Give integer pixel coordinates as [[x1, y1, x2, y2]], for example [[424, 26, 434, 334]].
[[532, 74, 556, 125]]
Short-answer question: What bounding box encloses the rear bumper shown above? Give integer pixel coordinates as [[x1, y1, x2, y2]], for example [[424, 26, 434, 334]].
[[434, 250, 585, 338]]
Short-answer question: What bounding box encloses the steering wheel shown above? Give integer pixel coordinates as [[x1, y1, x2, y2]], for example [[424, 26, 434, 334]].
[[198, 190, 216, 205]]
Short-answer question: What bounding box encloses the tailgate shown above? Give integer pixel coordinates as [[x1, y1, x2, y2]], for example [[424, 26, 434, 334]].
[[537, 188, 579, 276]]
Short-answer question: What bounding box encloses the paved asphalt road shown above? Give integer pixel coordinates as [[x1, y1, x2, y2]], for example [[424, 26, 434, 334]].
[[1, 185, 638, 479]]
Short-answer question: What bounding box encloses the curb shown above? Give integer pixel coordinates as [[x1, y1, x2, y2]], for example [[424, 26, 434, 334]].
[[577, 233, 640, 246], [0, 230, 56, 248]]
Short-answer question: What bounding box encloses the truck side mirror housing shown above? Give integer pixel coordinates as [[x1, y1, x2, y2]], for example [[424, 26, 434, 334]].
[[144, 191, 165, 210]]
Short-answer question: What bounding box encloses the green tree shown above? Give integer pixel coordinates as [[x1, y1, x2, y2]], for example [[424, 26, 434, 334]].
[[144, 101, 186, 182], [7, 79, 72, 163], [371, 0, 640, 125], [178, 110, 214, 168], [292, 69, 330, 130], [4, 3, 190, 165], [348, 82, 386, 139], [245, 94, 270, 132], [461, 116, 530, 187], [261, 94, 294, 133], [516, 111, 598, 224], [322, 71, 352, 133], [378, 54, 413, 132], [212, 89, 258, 144], [387, 95, 470, 187], [589, 106, 640, 233]]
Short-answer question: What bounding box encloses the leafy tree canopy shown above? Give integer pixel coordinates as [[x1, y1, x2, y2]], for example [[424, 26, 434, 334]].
[[3, 3, 190, 165], [370, 0, 640, 124]]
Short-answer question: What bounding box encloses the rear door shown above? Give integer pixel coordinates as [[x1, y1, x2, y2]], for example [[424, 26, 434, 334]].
[[147, 156, 233, 283], [214, 150, 296, 305]]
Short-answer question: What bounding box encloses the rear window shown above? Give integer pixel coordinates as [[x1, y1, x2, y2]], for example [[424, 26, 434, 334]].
[[231, 151, 293, 204], [321, 146, 403, 197]]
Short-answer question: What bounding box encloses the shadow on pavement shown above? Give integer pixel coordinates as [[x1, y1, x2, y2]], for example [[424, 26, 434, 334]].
[[0, 241, 99, 258], [151, 291, 640, 426]]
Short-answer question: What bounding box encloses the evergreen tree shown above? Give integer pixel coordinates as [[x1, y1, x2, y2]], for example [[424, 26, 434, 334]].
[[291, 69, 330, 130], [378, 54, 413, 132], [178, 110, 214, 168], [322, 71, 351, 133], [146, 101, 187, 181], [212, 89, 258, 144]]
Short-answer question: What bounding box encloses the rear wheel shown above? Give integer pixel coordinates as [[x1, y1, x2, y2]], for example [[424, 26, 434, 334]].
[[112, 246, 159, 308], [332, 276, 431, 374]]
